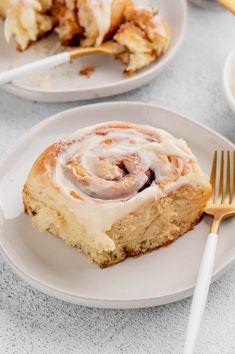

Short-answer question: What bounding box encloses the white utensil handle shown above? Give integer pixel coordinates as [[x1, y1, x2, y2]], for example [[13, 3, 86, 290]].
[[0, 52, 70, 85], [183, 232, 218, 354]]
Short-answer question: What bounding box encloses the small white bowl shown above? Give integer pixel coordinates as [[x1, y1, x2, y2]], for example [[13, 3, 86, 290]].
[[223, 47, 235, 113]]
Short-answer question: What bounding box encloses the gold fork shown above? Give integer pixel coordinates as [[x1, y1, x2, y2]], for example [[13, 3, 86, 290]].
[[219, 0, 235, 15], [184, 151, 235, 354], [0, 41, 118, 86]]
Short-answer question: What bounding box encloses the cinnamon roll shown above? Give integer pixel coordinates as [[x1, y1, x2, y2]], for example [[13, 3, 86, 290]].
[[114, 5, 171, 75], [23, 122, 211, 268], [1, 1, 171, 75], [2, 0, 130, 50]]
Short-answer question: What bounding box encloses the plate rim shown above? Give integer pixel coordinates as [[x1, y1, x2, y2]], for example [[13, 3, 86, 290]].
[[1, 0, 187, 101], [1, 101, 235, 309]]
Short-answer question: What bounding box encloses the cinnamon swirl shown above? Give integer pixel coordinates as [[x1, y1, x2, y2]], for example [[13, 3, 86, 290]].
[[23, 122, 211, 267]]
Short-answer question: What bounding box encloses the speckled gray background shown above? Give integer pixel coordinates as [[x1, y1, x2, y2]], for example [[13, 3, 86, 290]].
[[1, 4, 235, 354]]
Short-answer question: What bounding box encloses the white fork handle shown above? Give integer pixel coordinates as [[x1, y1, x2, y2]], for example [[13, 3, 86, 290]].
[[183, 233, 218, 354], [0, 52, 70, 85]]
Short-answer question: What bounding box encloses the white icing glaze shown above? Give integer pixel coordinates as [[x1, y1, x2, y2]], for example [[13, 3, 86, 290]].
[[51, 122, 198, 252], [88, 0, 112, 46], [151, 14, 167, 37]]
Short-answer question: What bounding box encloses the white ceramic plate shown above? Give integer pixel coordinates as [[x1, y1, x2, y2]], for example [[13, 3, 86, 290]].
[[1, 102, 235, 309], [0, 0, 187, 102]]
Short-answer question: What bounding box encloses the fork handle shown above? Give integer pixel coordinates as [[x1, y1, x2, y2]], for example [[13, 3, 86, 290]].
[[183, 233, 218, 354], [0, 52, 70, 85]]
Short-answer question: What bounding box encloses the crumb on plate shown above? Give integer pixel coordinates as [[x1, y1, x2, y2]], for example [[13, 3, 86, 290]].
[[79, 66, 95, 78]]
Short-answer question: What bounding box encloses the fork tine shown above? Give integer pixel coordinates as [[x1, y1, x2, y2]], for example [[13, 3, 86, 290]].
[[224, 151, 231, 204], [209, 150, 217, 203], [217, 151, 224, 203]]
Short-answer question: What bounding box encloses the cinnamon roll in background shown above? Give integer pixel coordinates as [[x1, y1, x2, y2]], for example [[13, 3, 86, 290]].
[[114, 6, 170, 75], [77, 0, 131, 47], [3, 0, 54, 51], [23, 122, 211, 268], [0, 0, 170, 74]]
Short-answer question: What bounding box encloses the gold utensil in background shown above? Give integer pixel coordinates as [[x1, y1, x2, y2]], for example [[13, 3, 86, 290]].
[[184, 151, 235, 354], [0, 41, 118, 86], [219, 0, 235, 14]]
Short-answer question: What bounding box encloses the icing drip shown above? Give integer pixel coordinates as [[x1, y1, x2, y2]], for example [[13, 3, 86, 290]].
[[88, 0, 112, 45]]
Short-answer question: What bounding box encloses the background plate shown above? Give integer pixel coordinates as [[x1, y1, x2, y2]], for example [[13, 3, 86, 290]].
[[0, 102, 234, 309], [0, 0, 187, 102]]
